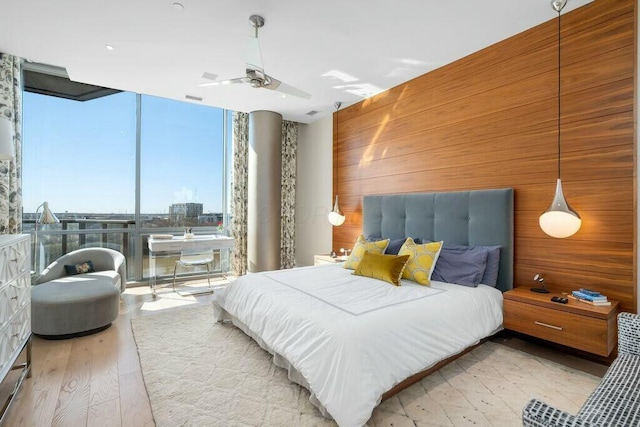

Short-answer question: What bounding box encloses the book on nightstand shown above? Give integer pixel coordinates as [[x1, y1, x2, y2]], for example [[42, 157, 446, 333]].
[[569, 290, 612, 306], [571, 290, 608, 302], [568, 295, 612, 306], [579, 288, 603, 297]]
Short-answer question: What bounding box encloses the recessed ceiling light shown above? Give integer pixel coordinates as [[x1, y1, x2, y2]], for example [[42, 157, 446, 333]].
[[105, 44, 115, 51], [172, 2, 185, 11]]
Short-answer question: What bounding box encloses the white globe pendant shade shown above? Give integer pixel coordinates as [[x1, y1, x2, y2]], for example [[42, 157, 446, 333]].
[[328, 195, 345, 226], [328, 211, 345, 226], [539, 179, 581, 238]]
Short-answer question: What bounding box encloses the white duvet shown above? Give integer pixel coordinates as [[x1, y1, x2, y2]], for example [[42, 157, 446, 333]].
[[213, 263, 503, 427]]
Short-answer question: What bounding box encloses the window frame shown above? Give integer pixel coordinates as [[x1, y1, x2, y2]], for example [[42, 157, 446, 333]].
[[22, 83, 232, 282]]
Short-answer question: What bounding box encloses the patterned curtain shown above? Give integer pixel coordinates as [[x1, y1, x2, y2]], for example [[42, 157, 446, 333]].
[[280, 120, 298, 269], [0, 53, 23, 234], [231, 111, 249, 276]]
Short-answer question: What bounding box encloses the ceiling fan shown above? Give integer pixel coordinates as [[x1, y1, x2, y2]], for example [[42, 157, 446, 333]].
[[199, 15, 311, 99]]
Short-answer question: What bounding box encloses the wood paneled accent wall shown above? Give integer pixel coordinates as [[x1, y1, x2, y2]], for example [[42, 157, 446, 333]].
[[332, 0, 637, 312]]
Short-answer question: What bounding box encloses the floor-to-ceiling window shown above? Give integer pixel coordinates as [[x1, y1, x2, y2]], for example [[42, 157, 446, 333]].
[[22, 83, 231, 282], [140, 95, 224, 228], [138, 95, 228, 279], [22, 91, 137, 275]]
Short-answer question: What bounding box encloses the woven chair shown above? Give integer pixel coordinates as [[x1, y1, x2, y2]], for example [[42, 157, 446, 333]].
[[522, 312, 640, 426]]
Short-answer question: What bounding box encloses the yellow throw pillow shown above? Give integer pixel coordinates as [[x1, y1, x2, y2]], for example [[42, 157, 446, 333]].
[[398, 238, 443, 285], [353, 251, 410, 286], [343, 234, 390, 270]]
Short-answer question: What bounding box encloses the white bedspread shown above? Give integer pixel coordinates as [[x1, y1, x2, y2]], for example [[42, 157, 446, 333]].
[[214, 264, 504, 427]]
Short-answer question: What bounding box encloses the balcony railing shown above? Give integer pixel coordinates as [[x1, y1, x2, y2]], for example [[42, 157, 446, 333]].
[[23, 218, 230, 283], [24, 218, 136, 280]]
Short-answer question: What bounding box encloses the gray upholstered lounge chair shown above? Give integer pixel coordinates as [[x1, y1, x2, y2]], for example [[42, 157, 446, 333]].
[[31, 247, 126, 337]]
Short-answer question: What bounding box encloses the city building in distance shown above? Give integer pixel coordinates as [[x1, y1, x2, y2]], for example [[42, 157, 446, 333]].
[[169, 203, 203, 225]]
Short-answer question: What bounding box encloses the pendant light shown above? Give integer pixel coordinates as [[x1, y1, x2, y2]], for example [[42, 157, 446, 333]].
[[539, 0, 581, 238], [328, 101, 345, 226]]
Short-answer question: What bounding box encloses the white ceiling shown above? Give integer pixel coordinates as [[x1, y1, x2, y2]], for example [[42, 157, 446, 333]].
[[0, 0, 592, 124]]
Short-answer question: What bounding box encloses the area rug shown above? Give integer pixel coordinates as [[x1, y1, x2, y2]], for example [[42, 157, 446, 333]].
[[132, 304, 601, 426]]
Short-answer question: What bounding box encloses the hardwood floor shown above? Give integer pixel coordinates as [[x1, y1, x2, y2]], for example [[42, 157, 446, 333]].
[[2, 281, 218, 427], [1, 280, 609, 426]]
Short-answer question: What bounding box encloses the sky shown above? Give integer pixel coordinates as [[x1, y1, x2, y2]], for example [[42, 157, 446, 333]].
[[22, 91, 227, 215]]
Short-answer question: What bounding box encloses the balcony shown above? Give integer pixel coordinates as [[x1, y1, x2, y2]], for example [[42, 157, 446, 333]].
[[24, 218, 230, 283]]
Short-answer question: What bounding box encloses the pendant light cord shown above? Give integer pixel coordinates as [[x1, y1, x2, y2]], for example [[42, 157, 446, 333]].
[[556, 6, 562, 180], [334, 102, 342, 197]]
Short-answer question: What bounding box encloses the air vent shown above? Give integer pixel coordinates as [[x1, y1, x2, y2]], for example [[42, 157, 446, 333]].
[[185, 95, 203, 102], [305, 110, 319, 116], [201, 72, 217, 80]]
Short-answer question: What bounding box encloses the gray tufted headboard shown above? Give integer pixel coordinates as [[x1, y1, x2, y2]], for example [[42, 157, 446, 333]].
[[362, 188, 514, 292]]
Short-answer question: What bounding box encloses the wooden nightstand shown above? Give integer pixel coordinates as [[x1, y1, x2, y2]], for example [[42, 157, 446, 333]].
[[314, 254, 347, 265], [503, 286, 619, 357]]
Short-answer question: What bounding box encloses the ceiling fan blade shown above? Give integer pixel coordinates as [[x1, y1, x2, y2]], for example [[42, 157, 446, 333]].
[[198, 77, 248, 87], [246, 36, 264, 73], [263, 75, 312, 99]]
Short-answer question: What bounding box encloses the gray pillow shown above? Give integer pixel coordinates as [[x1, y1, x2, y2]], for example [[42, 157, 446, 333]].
[[366, 237, 422, 255], [478, 246, 501, 287], [431, 246, 489, 287], [385, 238, 408, 255], [437, 244, 501, 287]]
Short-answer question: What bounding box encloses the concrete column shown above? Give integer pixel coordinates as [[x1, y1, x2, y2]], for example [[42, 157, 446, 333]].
[[248, 110, 282, 272]]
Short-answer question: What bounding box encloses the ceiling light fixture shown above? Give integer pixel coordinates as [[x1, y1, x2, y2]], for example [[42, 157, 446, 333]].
[[328, 101, 345, 227], [105, 44, 114, 51], [539, 0, 581, 239]]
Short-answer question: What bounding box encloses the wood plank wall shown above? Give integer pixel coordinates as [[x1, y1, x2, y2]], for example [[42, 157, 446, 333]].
[[332, 0, 637, 312]]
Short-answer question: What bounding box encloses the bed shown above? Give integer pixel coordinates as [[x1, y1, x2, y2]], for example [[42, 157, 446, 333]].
[[213, 188, 514, 426]]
